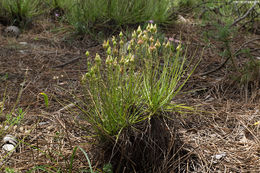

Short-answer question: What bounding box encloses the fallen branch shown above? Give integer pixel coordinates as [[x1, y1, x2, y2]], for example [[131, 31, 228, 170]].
[[53, 56, 82, 68], [230, 1, 257, 27], [200, 38, 260, 76]]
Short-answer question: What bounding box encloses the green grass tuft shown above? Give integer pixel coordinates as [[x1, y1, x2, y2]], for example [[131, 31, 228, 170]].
[[80, 23, 197, 141]]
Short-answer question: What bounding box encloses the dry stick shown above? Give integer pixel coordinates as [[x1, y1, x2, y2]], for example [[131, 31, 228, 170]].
[[200, 38, 260, 76], [230, 1, 258, 28], [238, 5, 260, 28], [200, 1, 259, 76], [235, 38, 260, 52], [53, 56, 82, 68], [52, 43, 100, 68], [200, 2, 258, 76]]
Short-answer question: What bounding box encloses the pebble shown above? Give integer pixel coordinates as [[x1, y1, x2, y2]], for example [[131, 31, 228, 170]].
[[4, 26, 21, 37]]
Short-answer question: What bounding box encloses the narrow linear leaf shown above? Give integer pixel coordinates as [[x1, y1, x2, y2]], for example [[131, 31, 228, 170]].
[[40, 92, 49, 108]]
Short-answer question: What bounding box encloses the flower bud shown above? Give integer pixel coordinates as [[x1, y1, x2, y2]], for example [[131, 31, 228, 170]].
[[106, 55, 112, 65], [120, 56, 125, 65], [149, 45, 156, 52], [132, 31, 137, 39], [113, 57, 118, 67], [113, 48, 118, 55], [87, 62, 92, 69], [176, 44, 182, 51], [120, 66, 124, 74], [86, 72, 91, 77], [149, 37, 154, 43], [151, 24, 157, 33], [112, 36, 116, 42], [85, 51, 90, 57], [142, 34, 148, 42], [146, 23, 151, 31], [107, 47, 112, 55], [137, 39, 144, 45], [90, 65, 97, 73], [143, 30, 148, 36], [130, 54, 135, 62], [103, 40, 109, 49], [119, 31, 123, 38], [165, 41, 170, 49], [125, 58, 129, 65], [129, 39, 135, 49], [137, 33, 142, 39], [119, 40, 124, 47], [113, 41, 117, 46], [137, 26, 142, 34], [112, 36, 117, 46], [155, 40, 161, 48], [95, 53, 101, 64]]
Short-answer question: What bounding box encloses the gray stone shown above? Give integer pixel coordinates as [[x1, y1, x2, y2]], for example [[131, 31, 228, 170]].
[[4, 26, 21, 37]]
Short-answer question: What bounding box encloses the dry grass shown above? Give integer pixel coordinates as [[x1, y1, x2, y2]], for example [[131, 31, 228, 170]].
[[179, 101, 260, 172]]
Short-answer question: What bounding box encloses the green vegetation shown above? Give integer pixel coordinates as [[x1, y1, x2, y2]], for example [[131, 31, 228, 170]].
[[39, 92, 49, 108], [62, 0, 174, 34], [79, 24, 197, 171], [81, 24, 194, 140], [0, 0, 43, 27], [188, 0, 260, 97], [0, 81, 26, 172]]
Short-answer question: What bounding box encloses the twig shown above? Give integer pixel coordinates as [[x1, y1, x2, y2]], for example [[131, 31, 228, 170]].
[[200, 38, 260, 76], [199, 55, 230, 76], [199, 2, 259, 76], [55, 102, 77, 113], [53, 56, 82, 68], [230, 1, 257, 27], [234, 38, 260, 54]]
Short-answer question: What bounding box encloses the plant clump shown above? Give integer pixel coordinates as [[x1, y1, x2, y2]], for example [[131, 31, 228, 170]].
[[80, 24, 197, 172], [0, 0, 43, 27], [63, 0, 174, 34]]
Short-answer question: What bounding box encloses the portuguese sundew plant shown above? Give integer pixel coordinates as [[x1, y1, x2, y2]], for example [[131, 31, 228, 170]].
[[80, 23, 197, 140]]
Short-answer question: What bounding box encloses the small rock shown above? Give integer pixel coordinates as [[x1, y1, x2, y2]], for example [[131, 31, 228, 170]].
[[19, 126, 24, 132], [214, 153, 226, 160], [19, 50, 25, 54], [177, 15, 193, 25], [13, 125, 17, 131], [19, 42, 27, 45], [177, 15, 187, 23], [25, 129, 30, 134], [4, 26, 21, 38], [39, 121, 49, 126], [2, 135, 18, 153], [211, 152, 226, 163], [3, 134, 17, 146], [2, 144, 15, 152]]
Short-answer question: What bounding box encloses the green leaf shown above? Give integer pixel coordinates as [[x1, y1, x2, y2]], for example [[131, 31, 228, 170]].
[[40, 92, 49, 108]]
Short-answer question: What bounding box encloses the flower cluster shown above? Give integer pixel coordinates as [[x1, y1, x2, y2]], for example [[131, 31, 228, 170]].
[[82, 23, 182, 84], [80, 21, 193, 141]]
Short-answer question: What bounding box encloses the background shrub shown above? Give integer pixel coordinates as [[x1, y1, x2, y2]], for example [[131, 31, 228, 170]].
[[0, 0, 43, 27], [63, 0, 174, 34]]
